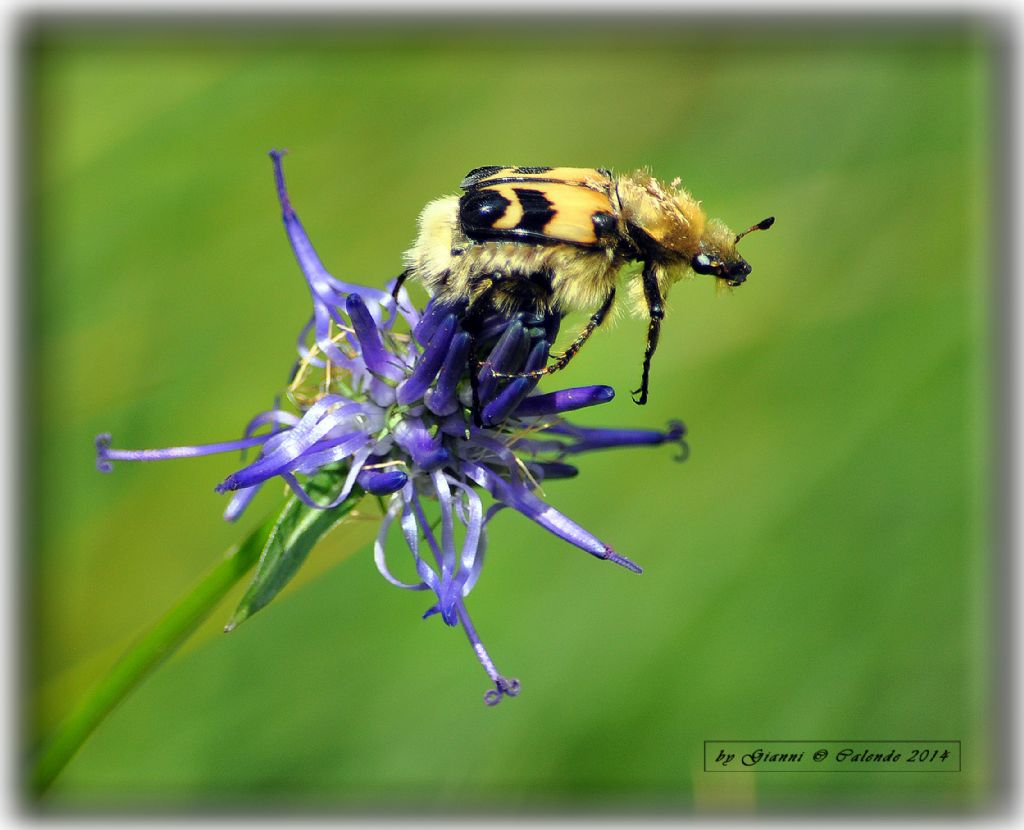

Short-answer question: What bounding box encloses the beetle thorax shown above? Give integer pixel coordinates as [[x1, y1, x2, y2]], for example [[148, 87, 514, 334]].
[[615, 172, 705, 261]]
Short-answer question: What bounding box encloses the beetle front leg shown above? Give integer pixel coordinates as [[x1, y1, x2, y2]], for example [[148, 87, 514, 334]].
[[390, 267, 413, 304], [632, 262, 663, 405]]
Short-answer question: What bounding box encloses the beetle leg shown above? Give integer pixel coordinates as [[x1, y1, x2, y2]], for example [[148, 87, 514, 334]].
[[632, 261, 663, 405], [493, 287, 615, 380], [461, 279, 500, 428], [390, 267, 413, 305]]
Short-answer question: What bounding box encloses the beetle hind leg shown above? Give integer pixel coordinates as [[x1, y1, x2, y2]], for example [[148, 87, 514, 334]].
[[493, 287, 616, 381]]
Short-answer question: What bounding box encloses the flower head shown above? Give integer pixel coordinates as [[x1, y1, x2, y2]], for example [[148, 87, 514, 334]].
[[96, 151, 688, 705]]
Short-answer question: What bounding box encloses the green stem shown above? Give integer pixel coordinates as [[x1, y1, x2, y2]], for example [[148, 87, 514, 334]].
[[29, 511, 279, 796]]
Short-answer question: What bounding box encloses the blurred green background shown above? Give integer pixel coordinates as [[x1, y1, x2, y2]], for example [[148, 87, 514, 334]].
[[26, 18, 996, 810]]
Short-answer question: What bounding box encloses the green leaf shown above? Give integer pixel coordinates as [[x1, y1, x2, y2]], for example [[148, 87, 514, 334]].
[[225, 471, 364, 631], [29, 508, 281, 796]]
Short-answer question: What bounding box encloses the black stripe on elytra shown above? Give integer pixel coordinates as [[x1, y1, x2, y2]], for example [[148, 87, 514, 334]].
[[513, 187, 556, 234], [461, 168, 612, 193], [460, 166, 508, 189], [459, 189, 512, 234]]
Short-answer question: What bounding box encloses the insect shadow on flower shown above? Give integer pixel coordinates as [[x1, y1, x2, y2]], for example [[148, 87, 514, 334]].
[[95, 150, 689, 705]]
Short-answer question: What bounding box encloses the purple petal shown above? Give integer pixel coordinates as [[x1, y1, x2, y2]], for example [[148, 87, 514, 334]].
[[409, 490, 446, 590], [294, 315, 326, 368], [269, 149, 330, 291], [480, 340, 548, 424], [214, 396, 365, 491], [425, 331, 472, 417], [437, 411, 472, 439], [459, 504, 503, 597], [311, 302, 356, 368], [462, 433, 527, 480], [392, 416, 449, 471], [481, 378, 532, 425], [548, 419, 688, 460], [346, 294, 403, 381], [431, 470, 460, 624], [223, 484, 263, 522], [448, 477, 484, 595], [515, 385, 615, 417], [388, 277, 421, 330], [396, 315, 457, 405], [462, 462, 642, 573], [374, 502, 429, 591], [414, 298, 468, 347], [501, 436, 567, 456], [432, 471, 457, 576], [279, 444, 372, 510], [357, 465, 409, 495], [291, 432, 374, 474], [365, 376, 398, 408], [269, 150, 390, 311], [527, 462, 579, 480], [95, 433, 270, 473], [474, 309, 547, 345], [456, 598, 520, 706], [477, 321, 527, 403], [398, 484, 442, 593], [243, 410, 300, 438]]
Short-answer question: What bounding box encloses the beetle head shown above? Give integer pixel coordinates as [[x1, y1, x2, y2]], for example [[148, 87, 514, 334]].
[[691, 216, 773, 287]]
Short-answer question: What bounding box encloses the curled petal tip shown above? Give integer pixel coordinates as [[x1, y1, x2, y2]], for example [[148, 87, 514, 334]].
[[483, 676, 521, 706], [94, 433, 114, 473], [604, 546, 643, 574], [666, 420, 690, 462]]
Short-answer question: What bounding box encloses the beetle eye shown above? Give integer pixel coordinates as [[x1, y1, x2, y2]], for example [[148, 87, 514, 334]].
[[692, 254, 714, 275]]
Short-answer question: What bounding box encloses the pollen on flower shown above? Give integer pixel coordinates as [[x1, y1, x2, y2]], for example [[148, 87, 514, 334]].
[[95, 150, 691, 705]]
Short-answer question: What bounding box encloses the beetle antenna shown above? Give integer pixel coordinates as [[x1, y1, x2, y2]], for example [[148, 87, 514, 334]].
[[735, 216, 775, 244]]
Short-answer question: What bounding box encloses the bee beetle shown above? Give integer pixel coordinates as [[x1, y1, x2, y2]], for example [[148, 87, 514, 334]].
[[396, 165, 773, 411]]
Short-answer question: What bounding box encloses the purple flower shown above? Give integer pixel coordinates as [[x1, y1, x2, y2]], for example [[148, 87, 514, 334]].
[[96, 151, 689, 706]]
